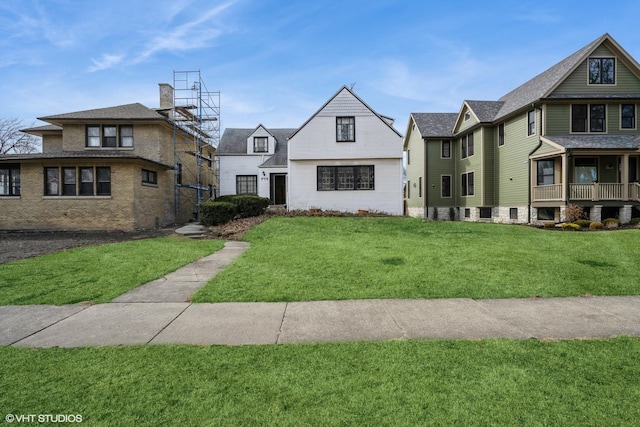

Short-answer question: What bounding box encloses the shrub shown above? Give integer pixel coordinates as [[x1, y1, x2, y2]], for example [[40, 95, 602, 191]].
[[602, 218, 621, 229], [561, 222, 580, 231], [200, 201, 236, 226], [589, 221, 604, 230], [630, 217, 640, 225], [564, 204, 585, 223], [574, 219, 592, 229], [213, 195, 270, 218], [543, 221, 556, 229], [230, 195, 270, 218]]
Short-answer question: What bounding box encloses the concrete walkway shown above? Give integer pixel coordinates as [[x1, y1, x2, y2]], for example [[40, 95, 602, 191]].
[[1, 240, 639, 348]]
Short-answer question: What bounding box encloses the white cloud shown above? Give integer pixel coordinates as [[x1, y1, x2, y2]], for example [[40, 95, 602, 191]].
[[133, 1, 237, 63], [88, 53, 125, 72]]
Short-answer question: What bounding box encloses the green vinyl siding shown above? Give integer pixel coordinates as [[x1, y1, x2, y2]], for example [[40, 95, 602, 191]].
[[532, 140, 562, 157], [457, 129, 482, 207], [426, 139, 455, 207], [456, 107, 479, 133], [482, 127, 496, 206], [553, 47, 640, 96], [546, 104, 570, 135], [495, 112, 540, 205], [546, 102, 639, 134], [404, 125, 425, 209]]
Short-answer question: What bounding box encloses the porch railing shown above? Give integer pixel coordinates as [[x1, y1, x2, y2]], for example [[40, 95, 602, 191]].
[[532, 184, 562, 201], [533, 183, 638, 202], [631, 183, 640, 201]]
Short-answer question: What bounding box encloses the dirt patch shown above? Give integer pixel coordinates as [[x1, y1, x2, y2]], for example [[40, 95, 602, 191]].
[[0, 228, 174, 265], [204, 215, 270, 240]]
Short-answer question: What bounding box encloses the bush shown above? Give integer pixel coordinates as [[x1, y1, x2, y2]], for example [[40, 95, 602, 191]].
[[543, 221, 556, 229], [602, 218, 621, 229], [561, 222, 580, 231], [200, 201, 236, 226], [589, 221, 604, 230], [574, 219, 592, 229], [214, 195, 270, 219], [564, 204, 585, 222], [630, 217, 640, 225]]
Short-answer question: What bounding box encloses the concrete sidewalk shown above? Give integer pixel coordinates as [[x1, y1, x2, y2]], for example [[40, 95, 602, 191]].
[[2, 296, 639, 348], [1, 238, 639, 348]]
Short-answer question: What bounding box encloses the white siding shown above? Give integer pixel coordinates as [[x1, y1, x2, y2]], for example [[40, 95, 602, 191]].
[[219, 155, 270, 198], [288, 88, 403, 214]]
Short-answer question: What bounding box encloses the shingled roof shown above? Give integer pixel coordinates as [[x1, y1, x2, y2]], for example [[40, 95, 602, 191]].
[[218, 128, 296, 168], [465, 101, 504, 123], [411, 113, 458, 137], [0, 151, 173, 168], [543, 134, 640, 150], [39, 103, 166, 125]]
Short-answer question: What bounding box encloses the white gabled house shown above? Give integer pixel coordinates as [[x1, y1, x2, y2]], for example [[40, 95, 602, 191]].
[[288, 86, 404, 215], [217, 125, 295, 205], [219, 86, 404, 215]]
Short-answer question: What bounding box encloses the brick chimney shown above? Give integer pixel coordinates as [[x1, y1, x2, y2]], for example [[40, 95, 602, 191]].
[[158, 83, 174, 109]]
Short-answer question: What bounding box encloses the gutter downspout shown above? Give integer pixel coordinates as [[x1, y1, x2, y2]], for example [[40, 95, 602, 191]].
[[424, 137, 428, 219]]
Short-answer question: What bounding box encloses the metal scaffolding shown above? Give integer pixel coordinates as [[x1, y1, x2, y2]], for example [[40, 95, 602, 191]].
[[172, 70, 220, 220]]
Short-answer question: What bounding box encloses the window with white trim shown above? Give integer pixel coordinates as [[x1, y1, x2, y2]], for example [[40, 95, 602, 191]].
[[253, 137, 268, 153], [441, 175, 451, 198], [86, 125, 134, 148], [527, 110, 536, 136], [441, 140, 451, 158], [461, 172, 474, 196]]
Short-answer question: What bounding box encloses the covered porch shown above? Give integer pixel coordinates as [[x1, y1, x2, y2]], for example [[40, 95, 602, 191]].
[[531, 136, 640, 205]]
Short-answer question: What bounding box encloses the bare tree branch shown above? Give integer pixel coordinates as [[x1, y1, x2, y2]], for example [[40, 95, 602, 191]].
[[0, 118, 41, 154]]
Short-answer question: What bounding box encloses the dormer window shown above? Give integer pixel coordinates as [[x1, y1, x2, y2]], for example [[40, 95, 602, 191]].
[[588, 58, 615, 84], [253, 136, 268, 153], [86, 125, 134, 148]]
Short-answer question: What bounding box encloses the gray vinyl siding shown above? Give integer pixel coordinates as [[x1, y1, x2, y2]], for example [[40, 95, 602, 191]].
[[495, 112, 539, 205], [426, 139, 455, 207], [553, 47, 640, 96]]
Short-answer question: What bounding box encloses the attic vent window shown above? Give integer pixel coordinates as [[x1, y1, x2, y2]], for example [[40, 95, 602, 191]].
[[588, 58, 615, 85], [464, 112, 471, 121]]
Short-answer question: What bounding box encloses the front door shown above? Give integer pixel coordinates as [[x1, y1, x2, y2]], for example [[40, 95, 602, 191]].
[[271, 173, 286, 205]]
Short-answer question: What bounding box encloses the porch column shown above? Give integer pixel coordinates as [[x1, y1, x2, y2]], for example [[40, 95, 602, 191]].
[[622, 153, 629, 201], [561, 153, 568, 202]]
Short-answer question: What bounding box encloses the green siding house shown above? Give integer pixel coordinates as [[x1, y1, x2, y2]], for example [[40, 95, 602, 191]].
[[404, 33, 640, 224]]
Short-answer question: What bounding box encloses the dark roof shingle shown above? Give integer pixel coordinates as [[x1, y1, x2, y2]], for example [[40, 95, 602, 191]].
[[411, 113, 458, 137]]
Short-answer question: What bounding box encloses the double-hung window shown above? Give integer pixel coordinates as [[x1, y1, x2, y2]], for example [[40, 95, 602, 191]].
[[498, 124, 505, 146], [527, 110, 536, 136], [0, 164, 20, 196], [441, 175, 451, 198], [461, 133, 474, 158], [336, 117, 355, 142], [571, 104, 606, 132], [621, 104, 636, 129], [461, 172, 474, 196], [589, 58, 615, 85], [317, 166, 374, 191], [45, 166, 111, 196], [441, 140, 451, 158], [253, 137, 268, 153], [86, 125, 134, 148]]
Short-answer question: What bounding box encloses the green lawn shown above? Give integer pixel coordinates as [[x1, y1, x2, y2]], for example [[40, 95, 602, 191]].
[[192, 216, 640, 302], [0, 236, 224, 305], [2, 338, 639, 426]]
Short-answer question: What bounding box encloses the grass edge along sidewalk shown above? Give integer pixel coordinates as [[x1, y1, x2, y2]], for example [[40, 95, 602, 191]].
[[192, 216, 640, 302], [0, 236, 224, 305], [1, 337, 639, 426]]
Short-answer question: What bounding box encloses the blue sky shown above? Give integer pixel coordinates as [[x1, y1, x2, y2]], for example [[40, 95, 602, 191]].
[[2, 0, 640, 138]]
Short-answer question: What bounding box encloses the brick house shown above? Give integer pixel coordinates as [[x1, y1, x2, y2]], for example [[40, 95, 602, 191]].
[[0, 85, 217, 231]]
